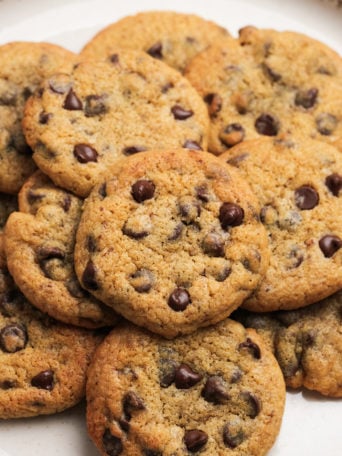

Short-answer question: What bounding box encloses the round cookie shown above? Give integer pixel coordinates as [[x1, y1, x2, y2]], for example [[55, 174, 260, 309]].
[[0, 244, 103, 419], [0, 41, 77, 194], [86, 319, 285, 456], [4, 171, 119, 328], [23, 50, 209, 197], [185, 28, 342, 154], [219, 136, 342, 311], [81, 11, 230, 73], [233, 290, 342, 397], [74, 149, 269, 338]]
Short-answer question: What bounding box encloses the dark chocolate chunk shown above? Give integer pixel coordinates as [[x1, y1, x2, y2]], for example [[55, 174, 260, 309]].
[[131, 180, 155, 203], [219, 203, 244, 229], [319, 235, 342, 257], [39, 111, 52, 124], [238, 337, 261, 359], [85, 94, 108, 116], [171, 105, 194, 120], [183, 140, 203, 150], [219, 123, 245, 148], [294, 185, 319, 210], [102, 429, 123, 456], [174, 363, 202, 389], [201, 376, 230, 404], [255, 113, 279, 136], [31, 370, 54, 390], [184, 430, 208, 452], [147, 41, 163, 59], [63, 88, 83, 110], [295, 88, 318, 109], [316, 113, 338, 135], [73, 144, 98, 163], [122, 145, 147, 156], [202, 232, 225, 257], [223, 423, 245, 448], [0, 323, 28, 353], [168, 288, 191, 312], [325, 173, 342, 196], [129, 269, 154, 292], [204, 93, 223, 117], [82, 260, 99, 290]]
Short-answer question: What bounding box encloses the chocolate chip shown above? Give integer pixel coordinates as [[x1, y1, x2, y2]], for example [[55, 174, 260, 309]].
[[201, 376, 229, 404], [39, 111, 52, 124], [174, 363, 202, 389], [123, 145, 147, 156], [129, 269, 154, 292], [325, 173, 342, 196], [123, 391, 145, 420], [85, 94, 108, 116], [316, 113, 338, 135], [202, 232, 225, 257], [82, 260, 99, 290], [319, 235, 342, 257], [241, 392, 261, 418], [255, 113, 279, 136], [295, 88, 318, 109], [168, 223, 183, 241], [195, 184, 211, 202], [223, 423, 245, 448], [159, 359, 177, 388], [238, 337, 261, 359], [99, 183, 107, 198], [147, 41, 163, 59], [178, 197, 201, 224], [65, 278, 88, 299], [219, 203, 244, 229], [215, 266, 232, 282], [63, 88, 83, 110], [31, 370, 54, 390], [73, 144, 98, 163], [0, 324, 28, 353], [294, 185, 319, 210], [37, 246, 65, 260], [61, 195, 72, 212], [171, 105, 194, 120], [227, 153, 249, 167], [0, 87, 17, 105], [122, 214, 152, 239], [102, 429, 123, 456], [262, 63, 281, 82], [0, 380, 17, 390], [110, 54, 120, 64], [183, 140, 203, 150], [184, 430, 208, 452], [204, 93, 223, 117], [219, 123, 245, 148], [168, 288, 191, 312], [131, 180, 155, 203], [86, 235, 97, 253]]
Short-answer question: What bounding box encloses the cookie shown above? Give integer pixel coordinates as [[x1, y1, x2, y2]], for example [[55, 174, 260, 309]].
[[81, 11, 230, 73], [0, 243, 103, 419], [233, 290, 342, 397], [86, 319, 285, 456], [0, 41, 77, 194], [185, 28, 342, 154], [74, 149, 269, 338], [23, 50, 209, 197], [219, 136, 342, 311], [4, 171, 119, 328]]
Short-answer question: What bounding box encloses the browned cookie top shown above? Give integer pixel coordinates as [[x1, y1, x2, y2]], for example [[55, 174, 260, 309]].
[[81, 11, 230, 73]]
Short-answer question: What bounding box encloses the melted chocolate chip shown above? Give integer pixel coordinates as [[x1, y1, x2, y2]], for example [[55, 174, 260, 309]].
[[316, 113, 337, 135], [0, 324, 28, 353], [31, 370, 54, 390], [184, 430, 208, 452], [294, 185, 319, 210], [122, 218, 151, 239], [37, 247, 65, 278], [325, 173, 342, 196], [295, 88, 318, 109], [178, 197, 201, 224], [215, 266, 232, 282], [195, 185, 211, 202], [147, 42, 163, 59], [223, 424, 245, 449], [168, 223, 183, 241], [102, 429, 123, 456], [73, 144, 98, 163], [262, 63, 281, 82], [202, 232, 225, 257], [123, 391, 145, 420], [183, 140, 203, 150], [65, 278, 88, 299], [129, 269, 154, 292], [201, 376, 230, 404], [123, 145, 147, 156], [131, 180, 155, 203], [168, 288, 191, 312], [255, 113, 279, 136], [61, 195, 72, 212], [227, 153, 250, 167], [319, 235, 342, 257], [174, 364, 202, 389], [171, 105, 194, 120], [238, 337, 261, 359], [63, 89, 83, 110], [204, 93, 223, 117], [219, 123, 245, 148], [82, 260, 99, 290], [39, 111, 52, 124], [219, 203, 244, 229], [241, 391, 261, 418], [85, 94, 108, 116]]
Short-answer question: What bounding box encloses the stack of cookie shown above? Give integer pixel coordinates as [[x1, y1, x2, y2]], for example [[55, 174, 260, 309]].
[[0, 10, 341, 456]]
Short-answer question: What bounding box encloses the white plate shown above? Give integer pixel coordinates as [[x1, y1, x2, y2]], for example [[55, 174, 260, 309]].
[[0, 0, 341, 455]]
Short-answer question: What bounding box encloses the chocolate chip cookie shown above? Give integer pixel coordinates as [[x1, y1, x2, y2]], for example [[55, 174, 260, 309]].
[[23, 50, 209, 197], [86, 319, 285, 456], [185, 27, 342, 154], [233, 289, 342, 397], [74, 149, 269, 338], [0, 241, 103, 419], [220, 136, 342, 311], [4, 171, 118, 328], [81, 11, 230, 73], [0, 41, 77, 194]]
